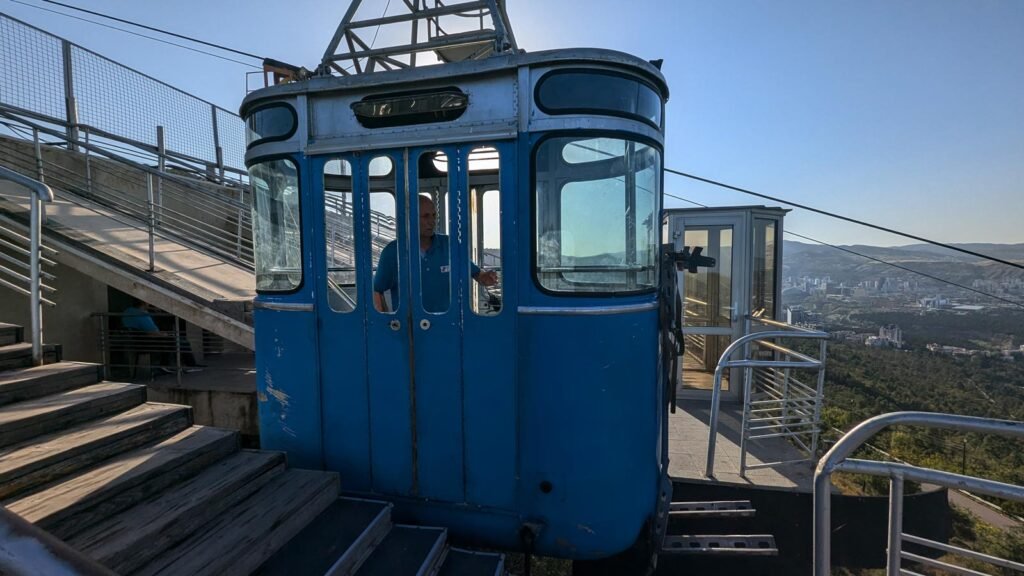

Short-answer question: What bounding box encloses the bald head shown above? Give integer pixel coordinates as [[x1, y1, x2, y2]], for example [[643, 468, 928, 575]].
[[418, 194, 437, 243]]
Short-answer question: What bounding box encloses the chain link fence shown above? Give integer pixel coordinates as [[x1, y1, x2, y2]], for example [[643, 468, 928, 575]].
[[0, 12, 247, 176]]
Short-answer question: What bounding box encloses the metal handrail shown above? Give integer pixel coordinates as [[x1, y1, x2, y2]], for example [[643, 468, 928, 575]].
[[0, 116, 255, 270], [813, 411, 1024, 576], [0, 166, 53, 365], [705, 326, 829, 478]]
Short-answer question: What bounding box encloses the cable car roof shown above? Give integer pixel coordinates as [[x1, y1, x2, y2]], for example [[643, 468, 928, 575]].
[[241, 47, 668, 117]]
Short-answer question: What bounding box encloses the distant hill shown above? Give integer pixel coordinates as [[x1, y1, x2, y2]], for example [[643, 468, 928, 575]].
[[782, 241, 1024, 286]]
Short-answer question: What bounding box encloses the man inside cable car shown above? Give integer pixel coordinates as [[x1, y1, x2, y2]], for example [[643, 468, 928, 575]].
[[372, 193, 498, 313]]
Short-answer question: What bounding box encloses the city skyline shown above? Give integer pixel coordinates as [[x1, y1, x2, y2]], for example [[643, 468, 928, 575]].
[[2, 0, 1021, 248]]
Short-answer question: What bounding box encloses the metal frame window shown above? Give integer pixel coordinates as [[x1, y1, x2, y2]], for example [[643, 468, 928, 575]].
[[535, 69, 663, 129], [533, 134, 661, 295], [250, 157, 302, 292], [245, 103, 297, 148]]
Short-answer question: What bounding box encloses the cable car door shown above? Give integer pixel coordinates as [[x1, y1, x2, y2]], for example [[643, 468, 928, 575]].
[[318, 145, 516, 508]]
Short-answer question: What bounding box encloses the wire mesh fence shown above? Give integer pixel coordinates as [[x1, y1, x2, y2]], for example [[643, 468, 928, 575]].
[[0, 12, 247, 176]]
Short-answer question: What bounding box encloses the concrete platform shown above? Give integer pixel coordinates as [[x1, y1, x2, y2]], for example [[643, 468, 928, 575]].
[[668, 398, 817, 493]]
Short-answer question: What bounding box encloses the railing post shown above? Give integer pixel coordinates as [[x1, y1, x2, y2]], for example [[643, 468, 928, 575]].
[[886, 473, 905, 576], [814, 469, 832, 575], [62, 39, 80, 151], [30, 190, 43, 366], [812, 339, 828, 456], [146, 174, 156, 271], [155, 126, 165, 227], [174, 319, 182, 386], [236, 187, 244, 260], [84, 128, 93, 195], [33, 128, 45, 183]]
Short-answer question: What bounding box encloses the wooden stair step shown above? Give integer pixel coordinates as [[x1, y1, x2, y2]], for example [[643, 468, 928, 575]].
[[0, 342, 61, 370], [0, 322, 22, 346], [134, 468, 340, 576], [4, 425, 238, 539], [0, 361, 105, 406], [256, 497, 392, 576], [355, 525, 447, 576], [0, 382, 145, 449], [70, 450, 286, 575], [0, 402, 192, 500], [439, 548, 506, 576]]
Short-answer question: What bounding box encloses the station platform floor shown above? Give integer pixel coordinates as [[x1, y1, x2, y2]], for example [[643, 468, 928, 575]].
[[668, 398, 817, 493]]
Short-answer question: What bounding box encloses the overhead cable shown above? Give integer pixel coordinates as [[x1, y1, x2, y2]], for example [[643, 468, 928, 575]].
[[34, 0, 264, 60], [7, 0, 262, 68], [666, 168, 1024, 271]]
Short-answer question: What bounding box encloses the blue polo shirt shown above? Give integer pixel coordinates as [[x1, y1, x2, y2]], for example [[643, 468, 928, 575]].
[[121, 306, 159, 332], [373, 234, 479, 313]]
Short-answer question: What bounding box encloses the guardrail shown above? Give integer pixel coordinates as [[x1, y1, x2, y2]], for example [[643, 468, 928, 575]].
[[1, 113, 255, 270], [93, 312, 254, 385], [705, 320, 829, 478], [813, 412, 1024, 576], [0, 164, 54, 365]]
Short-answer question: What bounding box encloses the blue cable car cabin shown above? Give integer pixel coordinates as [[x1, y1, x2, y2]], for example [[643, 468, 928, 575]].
[[241, 49, 670, 560]]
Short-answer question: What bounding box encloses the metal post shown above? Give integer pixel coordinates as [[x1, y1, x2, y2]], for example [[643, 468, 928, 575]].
[[961, 438, 967, 475], [29, 192, 43, 366], [811, 339, 828, 456], [705, 362, 727, 478], [236, 187, 244, 260], [146, 174, 156, 271], [33, 128, 45, 182], [210, 104, 222, 177], [84, 128, 93, 195], [155, 126, 165, 227], [174, 319, 182, 386], [886, 474, 905, 576], [61, 40, 80, 151], [739, 362, 753, 475], [814, 470, 833, 575]]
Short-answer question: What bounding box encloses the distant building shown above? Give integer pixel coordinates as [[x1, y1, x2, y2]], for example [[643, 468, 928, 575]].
[[879, 324, 903, 348], [919, 296, 949, 309]]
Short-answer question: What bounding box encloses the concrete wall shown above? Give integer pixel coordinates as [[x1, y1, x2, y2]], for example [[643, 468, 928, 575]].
[[0, 258, 107, 362]]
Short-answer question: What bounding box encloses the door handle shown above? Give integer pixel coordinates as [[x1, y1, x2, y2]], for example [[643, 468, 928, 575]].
[[389, 319, 401, 331], [419, 319, 431, 331]]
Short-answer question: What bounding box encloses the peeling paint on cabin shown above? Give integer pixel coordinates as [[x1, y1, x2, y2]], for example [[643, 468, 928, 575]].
[[576, 523, 596, 535]]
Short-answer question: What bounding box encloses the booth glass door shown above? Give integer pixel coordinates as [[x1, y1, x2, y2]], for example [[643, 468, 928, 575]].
[[673, 215, 747, 401]]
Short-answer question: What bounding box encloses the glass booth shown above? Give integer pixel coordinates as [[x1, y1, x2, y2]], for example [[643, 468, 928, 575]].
[[664, 206, 786, 402]]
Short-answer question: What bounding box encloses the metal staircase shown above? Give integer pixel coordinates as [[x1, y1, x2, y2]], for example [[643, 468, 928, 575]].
[[0, 321, 505, 575], [662, 499, 778, 558]]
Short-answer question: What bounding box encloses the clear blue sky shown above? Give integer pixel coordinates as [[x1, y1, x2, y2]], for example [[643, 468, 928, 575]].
[[3, 0, 1022, 247]]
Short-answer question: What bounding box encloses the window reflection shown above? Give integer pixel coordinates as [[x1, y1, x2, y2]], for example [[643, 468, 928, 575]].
[[324, 159, 356, 312], [534, 136, 660, 293]]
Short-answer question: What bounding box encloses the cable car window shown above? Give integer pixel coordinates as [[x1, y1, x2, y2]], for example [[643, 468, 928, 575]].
[[535, 136, 661, 294], [369, 156, 400, 315], [536, 70, 662, 128], [250, 158, 301, 292], [416, 151, 451, 314], [245, 104, 296, 147], [468, 147, 502, 316], [324, 159, 357, 312]]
